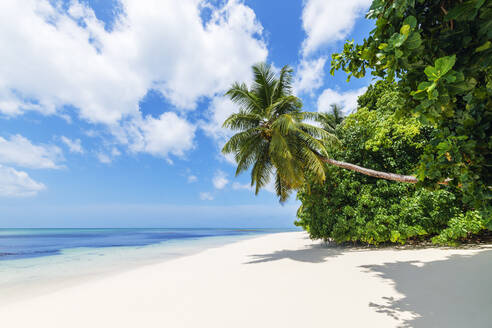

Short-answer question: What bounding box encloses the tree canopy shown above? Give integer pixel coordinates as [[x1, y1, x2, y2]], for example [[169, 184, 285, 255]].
[[222, 0, 491, 244], [331, 0, 491, 218], [296, 81, 485, 245], [222, 63, 431, 203]]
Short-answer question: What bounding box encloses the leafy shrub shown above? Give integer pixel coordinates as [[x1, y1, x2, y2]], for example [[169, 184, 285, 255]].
[[432, 211, 487, 245], [331, 0, 492, 211], [295, 82, 486, 245], [296, 169, 465, 245]]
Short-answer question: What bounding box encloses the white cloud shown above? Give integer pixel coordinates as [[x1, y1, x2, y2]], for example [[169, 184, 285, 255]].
[[212, 170, 229, 189], [301, 0, 372, 56], [294, 57, 326, 95], [60, 136, 84, 154], [111, 147, 121, 157], [96, 146, 122, 164], [231, 178, 276, 195], [84, 130, 99, 138], [232, 182, 253, 191], [201, 96, 243, 164], [263, 179, 276, 194], [119, 112, 196, 159], [97, 152, 112, 164], [199, 192, 214, 201], [0, 0, 267, 159], [0, 165, 46, 197], [317, 87, 367, 115], [0, 135, 63, 169], [187, 175, 198, 183], [202, 96, 237, 143]]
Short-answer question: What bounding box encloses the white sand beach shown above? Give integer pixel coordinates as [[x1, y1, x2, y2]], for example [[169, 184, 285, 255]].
[[1, 231, 491, 328]]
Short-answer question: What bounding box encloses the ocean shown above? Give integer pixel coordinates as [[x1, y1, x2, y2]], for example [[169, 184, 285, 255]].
[[0, 228, 274, 261], [0, 228, 282, 303]]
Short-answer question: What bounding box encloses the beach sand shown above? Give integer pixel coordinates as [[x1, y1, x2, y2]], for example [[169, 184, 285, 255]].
[[1, 231, 491, 327]]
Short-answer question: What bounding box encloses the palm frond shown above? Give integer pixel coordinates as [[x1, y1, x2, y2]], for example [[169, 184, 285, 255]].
[[225, 83, 262, 114], [297, 122, 339, 146], [251, 63, 276, 109], [266, 95, 302, 118], [251, 148, 273, 194], [330, 104, 344, 125], [275, 173, 293, 203], [294, 128, 329, 157], [272, 65, 293, 101], [234, 135, 266, 176], [271, 114, 296, 135], [297, 146, 326, 183], [222, 112, 263, 131], [221, 128, 260, 154], [269, 129, 293, 160]]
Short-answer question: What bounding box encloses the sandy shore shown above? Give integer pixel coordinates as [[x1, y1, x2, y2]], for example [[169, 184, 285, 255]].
[[1, 231, 491, 327]]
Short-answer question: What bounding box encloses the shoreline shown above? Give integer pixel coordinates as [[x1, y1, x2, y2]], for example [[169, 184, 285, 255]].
[[0, 231, 272, 306], [1, 231, 492, 327]]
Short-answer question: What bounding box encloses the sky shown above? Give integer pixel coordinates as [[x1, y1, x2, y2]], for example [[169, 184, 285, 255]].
[[0, 0, 374, 228]]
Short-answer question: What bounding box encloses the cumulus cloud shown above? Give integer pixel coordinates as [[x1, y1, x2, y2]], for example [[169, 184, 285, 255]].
[[187, 175, 198, 183], [294, 57, 327, 95], [60, 136, 84, 154], [96, 147, 122, 164], [301, 0, 372, 56], [212, 170, 229, 189], [199, 192, 214, 201], [202, 96, 237, 143], [232, 178, 276, 195], [0, 0, 267, 159], [232, 182, 252, 191], [96, 152, 112, 164], [294, 0, 371, 95], [111, 148, 121, 157], [0, 165, 46, 197], [201, 96, 243, 164], [317, 87, 367, 115], [0, 135, 63, 169], [121, 112, 196, 159]]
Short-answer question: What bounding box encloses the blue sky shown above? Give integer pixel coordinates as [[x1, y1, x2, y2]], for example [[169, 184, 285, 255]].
[[0, 0, 373, 228]]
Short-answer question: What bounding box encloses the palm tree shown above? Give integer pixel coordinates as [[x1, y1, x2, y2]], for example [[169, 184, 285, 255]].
[[315, 104, 344, 135], [222, 63, 420, 201]]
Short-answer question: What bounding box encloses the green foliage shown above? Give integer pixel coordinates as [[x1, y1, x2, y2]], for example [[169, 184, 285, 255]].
[[296, 82, 487, 245], [331, 0, 492, 218], [297, 178, 462, 245], [222, 63, 337, 201], [432, 210, 486, 245], [314, 104, 345, 135]]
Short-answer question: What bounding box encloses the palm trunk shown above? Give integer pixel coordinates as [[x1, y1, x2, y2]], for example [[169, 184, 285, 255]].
[[320, 157, 449, 185]]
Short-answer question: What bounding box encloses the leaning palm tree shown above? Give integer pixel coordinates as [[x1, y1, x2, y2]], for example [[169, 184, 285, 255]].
[[222, 63, 421, 201], [222, 64, 335, 201]]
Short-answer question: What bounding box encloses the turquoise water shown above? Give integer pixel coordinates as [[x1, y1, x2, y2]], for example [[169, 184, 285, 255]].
[[0, 228, 271, 261], [0, 228, 282, 303]]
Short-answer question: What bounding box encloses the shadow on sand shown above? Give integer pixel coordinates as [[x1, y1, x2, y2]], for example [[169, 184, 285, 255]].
[[245, 242, 345, 264], [362, 249, 492, 328]]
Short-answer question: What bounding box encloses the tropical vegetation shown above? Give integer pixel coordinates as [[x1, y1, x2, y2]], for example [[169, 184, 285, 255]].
[[296, 82, 484, 245], [222, 64, 336, 202], [331, 0, 491, 218], [222, 0, 491, 245]]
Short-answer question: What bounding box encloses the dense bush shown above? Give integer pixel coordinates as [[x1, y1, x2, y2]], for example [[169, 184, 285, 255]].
[[331, 0, 491, 219], [295, 82, 487, 245]]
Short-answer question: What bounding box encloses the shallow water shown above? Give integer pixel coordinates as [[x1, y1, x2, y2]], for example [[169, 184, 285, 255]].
[[0, 228, 283, 304], [0, 228, 269, 261]]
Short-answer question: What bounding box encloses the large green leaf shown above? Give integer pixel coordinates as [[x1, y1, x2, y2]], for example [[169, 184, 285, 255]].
[[434, 55, 456, 77]]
